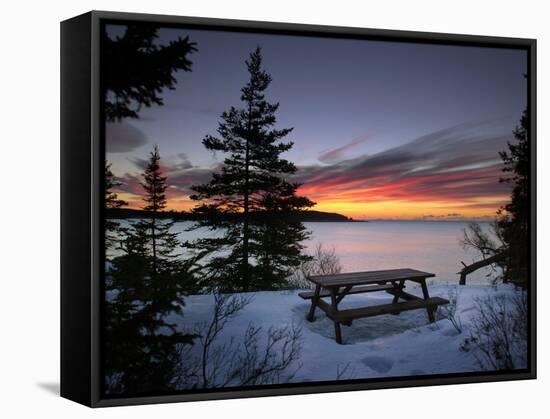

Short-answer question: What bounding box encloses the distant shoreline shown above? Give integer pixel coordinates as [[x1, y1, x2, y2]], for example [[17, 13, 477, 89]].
[[105, 208, 493, 223], [105, 208, 361, 223]]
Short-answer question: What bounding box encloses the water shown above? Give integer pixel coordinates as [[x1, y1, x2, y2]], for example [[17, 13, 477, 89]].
[[111, 219, 498, 285], [300, 221, 497, 284], [158, 220, 497, 285]]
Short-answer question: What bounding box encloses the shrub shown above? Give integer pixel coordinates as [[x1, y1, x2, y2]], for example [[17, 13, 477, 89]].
[[460, 290, 527, 370], [288, 243, 342, 289], [438, 286, 463, 334]]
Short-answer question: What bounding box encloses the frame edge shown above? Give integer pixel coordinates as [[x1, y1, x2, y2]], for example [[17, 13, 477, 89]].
[[60, 11, 94, 407], [81, 10, 537, 407]]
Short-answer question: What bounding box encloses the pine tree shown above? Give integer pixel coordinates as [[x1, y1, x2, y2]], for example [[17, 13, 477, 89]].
[[460, 106, 531, 287], [128, 145, 191, 319], [105, 162, 127, 250], [189, 47, 314, 291], [496, 108, 530, 286], [135, 145, 176, 278], [102, 23, 198, 392], [105, 146, 195, 393], [103, 25, 196, 122], [252, 183, 314, 289]]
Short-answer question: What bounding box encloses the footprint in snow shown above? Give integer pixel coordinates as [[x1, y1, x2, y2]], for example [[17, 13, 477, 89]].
[[361, 355, 394, 373]]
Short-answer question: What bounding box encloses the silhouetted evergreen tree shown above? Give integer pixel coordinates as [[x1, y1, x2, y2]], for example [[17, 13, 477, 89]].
[[496, 108, 530, 286], [105, 162, 127, 250], [103, 24, 196, 121], [252, 183, 314, 289], [105, 146, 195, 394], [460, 104, 531, 287], [133, 145, 178, 278], [103, 23, 198, 394], [189, 47, 314, 291]]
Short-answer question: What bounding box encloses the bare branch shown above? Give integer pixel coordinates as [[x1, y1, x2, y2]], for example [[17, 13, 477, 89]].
[[181, 292, 303, 389], [459, 291, 527, 370]]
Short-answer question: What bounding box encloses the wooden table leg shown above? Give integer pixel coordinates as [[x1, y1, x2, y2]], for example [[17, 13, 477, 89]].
[[390, 280, 405, 315], [330, 288, 343, 344], [307, 284, 321, 322], [391, 280, 405, 303], [420, 278, 436, 322], [336, 286, 352, 304]]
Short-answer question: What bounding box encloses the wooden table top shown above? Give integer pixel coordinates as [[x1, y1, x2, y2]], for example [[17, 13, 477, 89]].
[[307, 268, 435, 288]]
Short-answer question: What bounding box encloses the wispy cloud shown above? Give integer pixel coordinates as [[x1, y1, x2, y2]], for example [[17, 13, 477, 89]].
[[292, 121, 513, 218], [106, 121, 148, 153], [318, 135, 368, 163], [174, 153, 194, 170], [113, 121, 515, 218]]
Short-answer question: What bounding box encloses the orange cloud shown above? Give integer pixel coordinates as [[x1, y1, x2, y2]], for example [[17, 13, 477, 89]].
[[112, 123, 514, 220], [296, 165, 510, 219]]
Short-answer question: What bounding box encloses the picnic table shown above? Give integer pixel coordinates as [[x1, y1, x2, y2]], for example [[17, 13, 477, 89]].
[[299, 268, 449, 344]]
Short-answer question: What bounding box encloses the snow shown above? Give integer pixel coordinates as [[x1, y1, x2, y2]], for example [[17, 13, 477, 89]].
[[166, 282, 526, 384]]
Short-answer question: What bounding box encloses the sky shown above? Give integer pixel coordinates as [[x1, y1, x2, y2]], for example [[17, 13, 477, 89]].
[[105, 24, 527, 220]]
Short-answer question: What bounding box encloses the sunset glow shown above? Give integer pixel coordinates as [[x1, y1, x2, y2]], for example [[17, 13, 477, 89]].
[[117, 164, 511, 220], [119, 190, 508, 220], [106, 25, 526, 222]]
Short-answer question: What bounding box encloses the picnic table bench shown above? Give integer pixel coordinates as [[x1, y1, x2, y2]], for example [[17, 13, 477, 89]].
[[299, 268, 449, 344]]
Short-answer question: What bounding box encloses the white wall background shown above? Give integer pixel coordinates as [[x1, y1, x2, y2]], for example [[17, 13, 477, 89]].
[[0, 0, 547, 417]]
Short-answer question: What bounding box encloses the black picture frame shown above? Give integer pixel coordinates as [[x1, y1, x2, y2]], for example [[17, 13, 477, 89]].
[[61, 10, 537, 407]]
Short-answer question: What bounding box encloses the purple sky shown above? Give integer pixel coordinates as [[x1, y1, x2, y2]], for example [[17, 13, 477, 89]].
[[105, 24, 527, 219]]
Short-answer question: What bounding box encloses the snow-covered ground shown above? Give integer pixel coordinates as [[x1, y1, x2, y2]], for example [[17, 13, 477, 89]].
[[168, 282, 526, 385]]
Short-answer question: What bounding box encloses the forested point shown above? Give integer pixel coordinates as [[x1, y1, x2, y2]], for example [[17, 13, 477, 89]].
[[105, 207, 359, 222]]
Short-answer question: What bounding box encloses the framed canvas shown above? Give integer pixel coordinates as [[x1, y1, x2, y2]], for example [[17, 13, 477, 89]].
[[60, 10, 537, 407]]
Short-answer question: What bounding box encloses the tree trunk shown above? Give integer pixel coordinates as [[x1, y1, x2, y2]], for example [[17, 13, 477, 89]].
[[242, 103, 252, 291], [458, 249, 508, 285], [152, 214, 157, 278]]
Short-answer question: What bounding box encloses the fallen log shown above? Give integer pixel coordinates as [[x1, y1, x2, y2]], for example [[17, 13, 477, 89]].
[[458, 249, 509, 285]]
